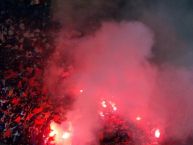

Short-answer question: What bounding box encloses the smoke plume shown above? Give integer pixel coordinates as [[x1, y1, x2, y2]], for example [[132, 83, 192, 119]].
[[45, 0, 193, 144]]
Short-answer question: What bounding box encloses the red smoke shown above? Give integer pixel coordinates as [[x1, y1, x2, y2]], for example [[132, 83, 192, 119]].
[[44, 21, 193, 145]]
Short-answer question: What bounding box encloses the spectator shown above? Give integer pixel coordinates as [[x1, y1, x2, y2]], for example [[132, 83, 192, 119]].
[[0, 0, 60, 144]]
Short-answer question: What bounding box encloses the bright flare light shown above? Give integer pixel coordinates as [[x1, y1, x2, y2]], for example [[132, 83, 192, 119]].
[[109, 101, 117, 111], [49, 122, 58, 137], [49, 130, 56, 137], [99, 111, 105, 117], [112, 105, 117, 111], [154, 129, 161, 138], [49, 121, 72, 145], [101, 100, 107, 108], [62, 131, 71, 139], [99, 99, 118, 118], [136, 116, 142, 121], [80, 89, 84, 93]]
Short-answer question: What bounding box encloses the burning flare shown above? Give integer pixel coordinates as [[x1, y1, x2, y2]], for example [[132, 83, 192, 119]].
[[154, 129, 161, 138], [48, 121, 72, 145]]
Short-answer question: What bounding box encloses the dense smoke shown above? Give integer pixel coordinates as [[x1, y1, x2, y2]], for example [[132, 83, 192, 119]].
[[69, 22, 156, 144], [45, 21, 156, 145], [45, 0, 193, 144]]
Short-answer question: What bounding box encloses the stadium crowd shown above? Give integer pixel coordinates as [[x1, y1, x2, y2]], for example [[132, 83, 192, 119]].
[[0, 0, 62, 144]]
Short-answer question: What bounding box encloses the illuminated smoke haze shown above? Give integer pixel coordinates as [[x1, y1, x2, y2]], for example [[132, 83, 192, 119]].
[[69, 22, 156, 144], [44, 0, 193, 144]]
